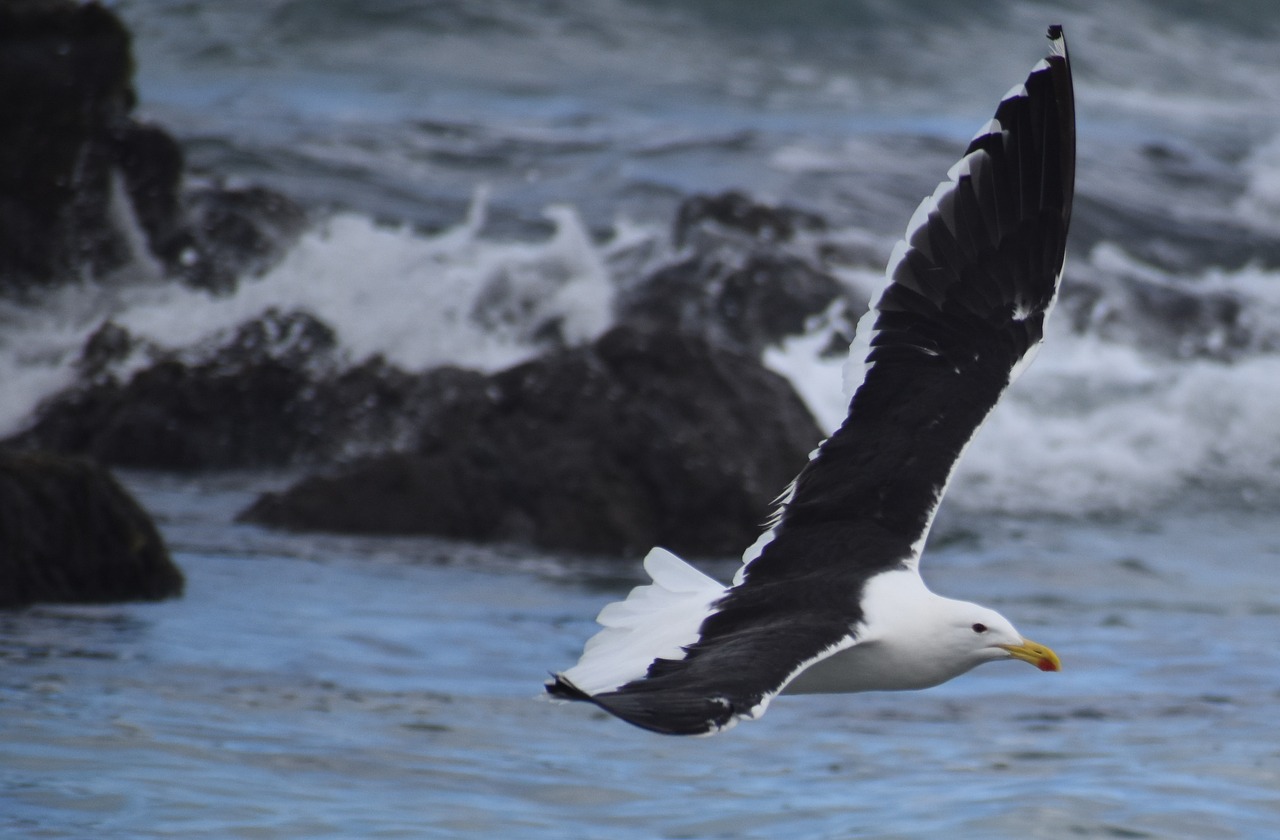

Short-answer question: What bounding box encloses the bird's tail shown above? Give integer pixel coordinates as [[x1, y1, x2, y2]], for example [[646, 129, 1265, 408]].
[[546, 547, 726, 699]]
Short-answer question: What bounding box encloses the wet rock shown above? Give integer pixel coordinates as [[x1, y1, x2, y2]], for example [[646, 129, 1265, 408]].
[[616, 191, 853, 356], [9, 309, 466, 469], [176, 185, 308, 293], [11, 310, 330, 469], [0, 0, 304, 294], [619, 251, 850, 355], [240, 324, 824, 557], [1115, 276, 1251, 359], [75, 319, 139, 381], [1061, 271, 1258, 361], [673, 190, 827, 250], [0, 449, 182, 607], [112, 120, 187, 271], [1071, 194, 1280, 275], [0, 0, 137, 289]]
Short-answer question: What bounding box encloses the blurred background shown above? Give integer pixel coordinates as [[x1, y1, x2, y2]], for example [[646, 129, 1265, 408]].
[[3, 1, 1280, 837], [7, 0, 1280, 519]]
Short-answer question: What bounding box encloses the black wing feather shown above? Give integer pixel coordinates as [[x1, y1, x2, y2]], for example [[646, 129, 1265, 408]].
[[560, 27, 1075, 736]]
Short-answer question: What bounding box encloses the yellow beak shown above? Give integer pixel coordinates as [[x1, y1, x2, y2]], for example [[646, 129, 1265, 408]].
[[999, 637, 1062, 672]]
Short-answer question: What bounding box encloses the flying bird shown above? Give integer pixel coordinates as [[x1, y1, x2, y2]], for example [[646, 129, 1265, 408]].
[[547, 26, 1074, 736]]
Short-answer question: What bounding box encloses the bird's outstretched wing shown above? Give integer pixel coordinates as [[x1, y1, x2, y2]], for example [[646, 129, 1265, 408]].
[[548, 26, 1075, 736]]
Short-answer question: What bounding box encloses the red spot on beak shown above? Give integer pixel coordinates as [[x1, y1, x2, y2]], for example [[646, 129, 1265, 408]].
[[1037, 658, 1059, 672]]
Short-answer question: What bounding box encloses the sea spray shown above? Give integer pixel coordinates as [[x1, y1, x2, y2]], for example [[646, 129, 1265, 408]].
[[110, 195, 616, 374]]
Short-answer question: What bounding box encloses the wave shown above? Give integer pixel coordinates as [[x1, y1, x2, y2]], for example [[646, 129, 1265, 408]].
[[117, 200, 613, 373], [771, 251, 1280, 516], [12, 0, 1280, 516], [7, 185, 1280, 515], [772, 319, 1280, 516], [119, 0, 1280, 242]]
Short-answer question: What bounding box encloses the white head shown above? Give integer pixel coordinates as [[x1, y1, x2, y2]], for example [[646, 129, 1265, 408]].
[[852, 570, 1061, 692], [936, 598, 1061, 675]]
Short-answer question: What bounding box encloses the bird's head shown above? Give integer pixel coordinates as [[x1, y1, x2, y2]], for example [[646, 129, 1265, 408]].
[[952, 603, 1061, 672]]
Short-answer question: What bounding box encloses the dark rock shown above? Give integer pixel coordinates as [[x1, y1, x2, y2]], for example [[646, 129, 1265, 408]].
[[619, 251, 851, 355], [0, 449, 182, 607], [615, 190, 854, 356], [9, 309, 487, 470], [1117, 276, 1250, 359], [113, 120, 186, 270], [673, 190, 827, 250], [0, 0, 305, 295], [176, 185, 308, 293], [18, 357, 314, 470], [240, 324, 824, 557], [0, 0, 137, 289], [1061, 271, 1258, 360], [1071, 193, 1280, 275], [76, 319, 139, 381], [11, 310, 332, 469], [322, 361, 493, 461]]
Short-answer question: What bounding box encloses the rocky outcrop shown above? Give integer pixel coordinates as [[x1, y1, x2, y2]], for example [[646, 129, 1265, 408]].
[[1061, 267, 1263, 361], [619, 251, 849, 356], [11, 190, 848, 473], [0, 0, 304, 294], [0, 0, 136, 289], [1, 7, 844, 558], [615, 191, 852, 356], [175, 184, 308, 292], [0, 450, 182, 607], [9, 191, 845, 552], [10, 309, 479, 470], [673, 189, 827, 250], [240, 324, 824, 556]]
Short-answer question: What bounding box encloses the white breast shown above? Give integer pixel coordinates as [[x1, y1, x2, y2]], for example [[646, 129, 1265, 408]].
[[781, 569, 986, 695]]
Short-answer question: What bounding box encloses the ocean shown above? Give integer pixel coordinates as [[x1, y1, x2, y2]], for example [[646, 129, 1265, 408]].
[[2, 0, 1280, 836]]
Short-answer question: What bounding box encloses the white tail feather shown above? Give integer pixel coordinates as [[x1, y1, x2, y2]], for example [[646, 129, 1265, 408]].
[[560, 547, 726, 695]]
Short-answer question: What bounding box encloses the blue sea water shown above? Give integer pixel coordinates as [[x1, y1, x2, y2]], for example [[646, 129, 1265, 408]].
[[4, 0, 1280, 836], [2, 476, 1279, 838], [113, 0, 1280, 234]]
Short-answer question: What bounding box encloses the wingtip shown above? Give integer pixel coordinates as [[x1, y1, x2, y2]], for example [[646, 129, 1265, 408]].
[[547, 670, 740, 736], [545, 672, 593, 702], [1047, 24, 1067, 58]]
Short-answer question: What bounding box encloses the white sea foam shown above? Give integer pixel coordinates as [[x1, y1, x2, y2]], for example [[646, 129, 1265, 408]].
[[7, 179, 1280, 518], [0, 194, 619, 438], [1091, 243, 1280, 354], [1235, 133, 1280, 227], [114, 196, 614, 373], [0, 292, 100, 437], [766, 304, 1280, 517], [763, 315, 847, 433], [763, 247, 1280, 517]]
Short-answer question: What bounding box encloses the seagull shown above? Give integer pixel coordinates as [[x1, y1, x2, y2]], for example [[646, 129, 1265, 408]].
[[547, 25, 1074, 736]]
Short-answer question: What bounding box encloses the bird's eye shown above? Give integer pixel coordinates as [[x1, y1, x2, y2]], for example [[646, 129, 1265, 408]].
[[972, 623, 988, 634]]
